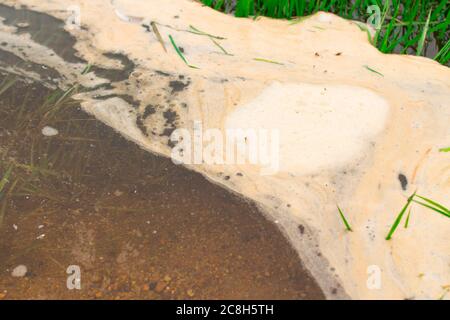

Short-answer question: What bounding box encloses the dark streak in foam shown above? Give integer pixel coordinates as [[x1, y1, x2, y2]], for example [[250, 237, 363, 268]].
[[90, 52, 135, 82], [143, 104, 156, 118], [0, 48, 60, 80], [169, 80, 189, 94], [136, 114, 148, 137], [94, 94, 140, 108], [155, 70, 171, 77], [398, 173, 408, 191], [163, 109, 177, 126], [0, 4, 84, 63]]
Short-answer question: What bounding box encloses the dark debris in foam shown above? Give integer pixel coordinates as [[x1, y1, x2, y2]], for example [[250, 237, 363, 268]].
[[169, 79, 190, 94]]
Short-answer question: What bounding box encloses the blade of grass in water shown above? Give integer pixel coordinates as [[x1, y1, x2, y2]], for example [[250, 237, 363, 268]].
[[404, 208, 411, 228], [386, 191, 416, 240], [363, 65, 384, 77], [211, 38, 233, 55], [416, 195, 450, 214], [439, 147, 450, 152], [189, 25, 226, 40], [151, 22, 167, 52], [0, 77, 17, 97], [0, 178, 17, 228], [253, 58, 284, 65], [0, 165, 13, 196], [412, 200, 450, 218], [168, 35, 199, 69], [413, 194, 450, 218], [337, 206, 353, 232]]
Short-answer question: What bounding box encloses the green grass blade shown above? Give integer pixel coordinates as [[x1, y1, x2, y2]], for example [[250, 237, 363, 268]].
[[414, 194, 450, 217], [412, 200, 450, 218], [363, 65, 384, 76], [337, 205, 353, 232], [416, 9, 431, 56], [439, 147, 450, 152], [211, 38, 233, 55], [168, 35, 199, 69], [253, 57, 284, 65], [404, 208, 411, 228], [189, 25, 226, 40], [386, 191, 416, 240]]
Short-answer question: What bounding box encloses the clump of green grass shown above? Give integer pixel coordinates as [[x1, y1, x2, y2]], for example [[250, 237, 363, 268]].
[[386, 191, 449, 240], [201, 0, 450, 65]]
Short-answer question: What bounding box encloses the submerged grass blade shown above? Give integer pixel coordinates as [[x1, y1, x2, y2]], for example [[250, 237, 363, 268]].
[[337, 206, 353, 232], [439, 147, 450, 152], [0, 77, 17, 97], [363, 65, 384, 77], [386, 191, 416, 240], [168, 35, 199, 69], [0, 165, 13, 196]]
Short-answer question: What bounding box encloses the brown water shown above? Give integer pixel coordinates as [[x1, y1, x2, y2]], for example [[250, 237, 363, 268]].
[[0, 71, 324, 299]]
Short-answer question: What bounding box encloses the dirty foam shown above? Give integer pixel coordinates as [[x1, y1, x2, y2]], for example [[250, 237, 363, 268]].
[[1, 0, 449, 299]]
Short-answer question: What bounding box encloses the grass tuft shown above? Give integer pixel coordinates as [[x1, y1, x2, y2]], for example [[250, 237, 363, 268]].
[[386, 191, 416, 240], [386, 191, 449, 240], [202, 0, 450, 65]]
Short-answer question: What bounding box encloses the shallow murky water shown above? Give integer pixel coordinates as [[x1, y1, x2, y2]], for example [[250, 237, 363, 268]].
[[0, 5, 324, 299]]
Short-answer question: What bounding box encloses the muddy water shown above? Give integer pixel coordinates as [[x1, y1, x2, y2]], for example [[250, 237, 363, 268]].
[[0, 7, 324, 299]]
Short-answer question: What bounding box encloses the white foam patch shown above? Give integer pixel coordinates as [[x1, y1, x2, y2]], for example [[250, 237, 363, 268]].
[[226, 82, 390, 174]]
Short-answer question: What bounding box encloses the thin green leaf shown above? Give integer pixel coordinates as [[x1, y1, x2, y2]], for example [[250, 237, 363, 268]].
[[415, 194, 450, 215], [337, 205, 353, 232], [168, 35, 199, 69], [363, 65, 384, 77], [416, 9, 431, 56], [404, 208, 411, 228], [253, 58, 284, 65], [189, 25, 226, 40], [386, 191, 416, 240]]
